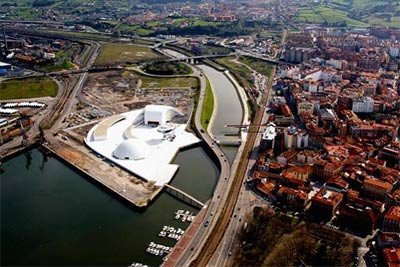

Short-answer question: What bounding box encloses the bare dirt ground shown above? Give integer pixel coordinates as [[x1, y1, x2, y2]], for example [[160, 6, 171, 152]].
[[43, 69, 197, 207], [45, 134, 161, 207]]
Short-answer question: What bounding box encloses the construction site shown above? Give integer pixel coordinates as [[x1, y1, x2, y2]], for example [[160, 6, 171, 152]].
[[49, 66, 199, 206]]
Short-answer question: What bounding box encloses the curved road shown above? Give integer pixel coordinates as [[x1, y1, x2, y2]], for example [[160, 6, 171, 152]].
[[167, 63, 233, 267]]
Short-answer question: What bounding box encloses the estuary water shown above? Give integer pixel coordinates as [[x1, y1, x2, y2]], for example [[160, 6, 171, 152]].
[[1, 147, 219, 266]]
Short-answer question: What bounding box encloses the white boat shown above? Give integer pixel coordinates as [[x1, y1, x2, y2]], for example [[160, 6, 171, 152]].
[[159, 231, 166, 237], [175, 209, 184, 214]]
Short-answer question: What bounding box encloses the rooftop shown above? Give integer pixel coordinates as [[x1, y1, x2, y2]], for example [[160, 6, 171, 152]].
[[312, 188, 343, 207], [385, 206, 400, 222]]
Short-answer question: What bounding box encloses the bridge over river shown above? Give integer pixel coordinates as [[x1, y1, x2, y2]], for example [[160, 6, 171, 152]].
[[164, 184, 205, 209]]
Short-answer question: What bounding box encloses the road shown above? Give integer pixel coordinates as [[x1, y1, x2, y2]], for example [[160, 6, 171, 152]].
[[167, 63, 233, 267], [0, 38, 100, 157], [208, 67, 275, 266]]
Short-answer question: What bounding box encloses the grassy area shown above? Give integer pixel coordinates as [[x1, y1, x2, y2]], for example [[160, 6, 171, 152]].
[[116, 23, 158, 37], [41, 60, 74, 72], [42, 30, 112, 42], [172, 17, 221, 27], [297, 6, 369, 27], [215, 56, 253, 88], [40, 47, 77, 72], [366, 15, 400, 28], [201, 78, 214, 130], [143, 62, 192, 76], [299, 0, 400, 28], [140, 76, 198, 89], [0, 77, 58, 100], [238, 56, 273, 77], [95, 43, 162, 65]]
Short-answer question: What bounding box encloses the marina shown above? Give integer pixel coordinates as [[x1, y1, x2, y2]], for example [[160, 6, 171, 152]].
[[129, 263, 150, 267], [146, 242, 173, 256], [174, 209, 195, 222], [158, 224, 186, 240]]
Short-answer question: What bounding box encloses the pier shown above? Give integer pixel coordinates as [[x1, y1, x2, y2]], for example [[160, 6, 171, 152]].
[[164, 184, 205, 209], [40, 135, 163, 208]]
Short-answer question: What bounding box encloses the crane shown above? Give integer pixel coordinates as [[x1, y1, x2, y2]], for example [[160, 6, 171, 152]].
[[19, 118, 28, 146]]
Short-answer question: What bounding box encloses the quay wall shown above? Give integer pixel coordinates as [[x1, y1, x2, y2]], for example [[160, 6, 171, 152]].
[[40, 143, 159, 209]]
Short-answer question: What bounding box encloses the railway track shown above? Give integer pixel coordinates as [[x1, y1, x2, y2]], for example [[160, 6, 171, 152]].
[[191, 107, 264, 266]]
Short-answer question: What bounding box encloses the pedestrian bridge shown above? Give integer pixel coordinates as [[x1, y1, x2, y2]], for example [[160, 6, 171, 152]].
[[162, 53, 237, 63], [164, 184, 205, 209]]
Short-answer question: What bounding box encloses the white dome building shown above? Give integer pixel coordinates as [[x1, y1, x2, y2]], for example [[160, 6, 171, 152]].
[[112, 139, 150, 160]]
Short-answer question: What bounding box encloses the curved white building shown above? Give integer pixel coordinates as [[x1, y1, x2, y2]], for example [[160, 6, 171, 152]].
[[144, 105, 183, 125], [113, 139, 150, 160], [85, 105, 199, 186]]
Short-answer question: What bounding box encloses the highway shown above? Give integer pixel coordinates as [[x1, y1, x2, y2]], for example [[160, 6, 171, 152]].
[[49, 39, 100, 132]]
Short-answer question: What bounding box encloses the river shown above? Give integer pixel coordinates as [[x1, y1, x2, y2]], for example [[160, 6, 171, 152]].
[[197, 65, 243, 139], [162, 49, 243, 162]]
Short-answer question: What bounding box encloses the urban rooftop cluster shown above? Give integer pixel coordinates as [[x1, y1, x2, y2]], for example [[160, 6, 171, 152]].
[[252, 26, 400, 266]]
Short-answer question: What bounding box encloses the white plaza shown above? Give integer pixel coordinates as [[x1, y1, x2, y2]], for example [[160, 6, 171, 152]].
[[85, 105, 200, 186]]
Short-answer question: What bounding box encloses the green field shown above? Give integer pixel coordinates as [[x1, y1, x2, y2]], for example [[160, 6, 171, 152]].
[[172, 17, 221, 27], [201, 78, 214, 130], [238, 56, 273, 77], [299, 0, 400, 28], [366, 15, 400, 28], [140, 76, 198, 89], [37, 29, 113, 42], [215, 56, 273, 89], [215, 57, 253, 88], [40, 48, 76, 72], [297, 6, 369, 27], [95, 43, 162, 65], [116, 23, 158, 37], [0, 77, 58, 100]]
